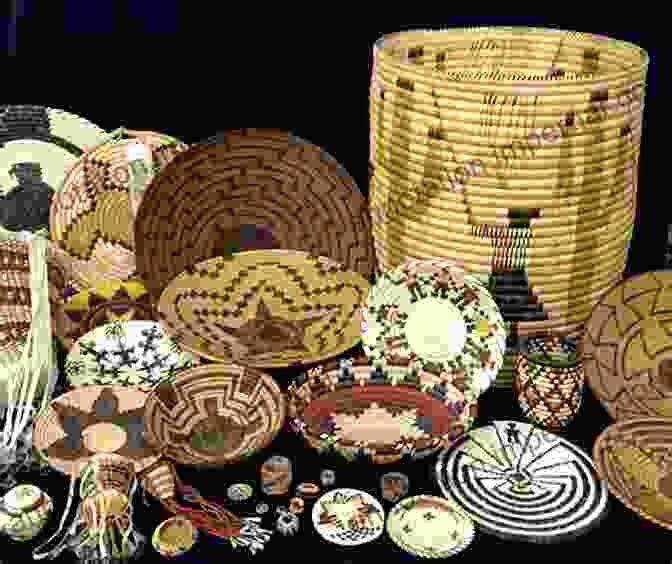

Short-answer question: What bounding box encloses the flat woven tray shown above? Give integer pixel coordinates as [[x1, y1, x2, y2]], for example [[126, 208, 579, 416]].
[[0, 105, 107, 232], [50, 130, 188, 289], [134, 128, 376, 303]]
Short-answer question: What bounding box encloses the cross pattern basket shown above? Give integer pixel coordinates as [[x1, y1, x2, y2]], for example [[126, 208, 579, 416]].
[[514, 334, 585, 429]]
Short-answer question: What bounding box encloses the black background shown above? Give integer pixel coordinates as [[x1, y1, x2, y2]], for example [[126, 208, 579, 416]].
[[1, 6, 667, 564]]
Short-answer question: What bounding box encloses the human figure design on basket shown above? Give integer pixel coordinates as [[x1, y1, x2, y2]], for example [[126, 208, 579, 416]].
[[0, 162, 54, 231]]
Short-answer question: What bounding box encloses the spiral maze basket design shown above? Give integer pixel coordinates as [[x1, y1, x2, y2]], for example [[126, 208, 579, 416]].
[[368, 28, 648, 390], [0, 105, 107, 233], [134, 128, 376, 304], [583, 270, 672, 420], [514, 334, 585, 429], [50, 130, 188, 288], [143, 364, 286, 466], [156, 250, 369, 368], [435, 420, 609, 543], [593, 417, 672, 531]]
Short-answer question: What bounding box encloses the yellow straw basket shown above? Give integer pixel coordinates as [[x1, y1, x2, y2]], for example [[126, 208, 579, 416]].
[[370, 27, 648, 387]]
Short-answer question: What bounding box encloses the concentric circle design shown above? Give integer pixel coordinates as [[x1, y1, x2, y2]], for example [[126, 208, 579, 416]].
[[435, 420, 608, 543], [583, 270, 672, 420], [134, 128, 376, 303]]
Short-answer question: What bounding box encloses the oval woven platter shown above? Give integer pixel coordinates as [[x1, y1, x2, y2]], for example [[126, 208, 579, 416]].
[[62, 278, 157, 349], [50, 130, 188, 288], [143, 364, 285, 466], [386, 495, 475, 559], [157, 250, 369, 368], [134, 128, 376, 303], [583, 270, 672, 420], [0, 105, 106, 232], [435, 420, 609, 543], [32, 385, 160, 478], [312, 488, 385, 547], [593, 417, 672, 530], [287, 355, 475, 464], [64, 320, 200, 392], [363, 258, 506, 403]]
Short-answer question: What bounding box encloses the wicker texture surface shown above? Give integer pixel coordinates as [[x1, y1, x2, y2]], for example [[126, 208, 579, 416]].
[[134, 128, 376, 303], [50, 130, 188, 288], [143, 364, 285, 466], [157, 250, 369, 368]]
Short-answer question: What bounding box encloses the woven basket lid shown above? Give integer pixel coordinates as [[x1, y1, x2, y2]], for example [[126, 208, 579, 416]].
[[32, 385, 160, 478], [157, 250, 369, 368], [0, 239, 76, 354], [134, 128, 376, 303], [143, 363, 286, 466], [583, 270, 672, 421], [0, 105, 106, 232], [593, 417, 672, 531], [50, 130, 189, 289]]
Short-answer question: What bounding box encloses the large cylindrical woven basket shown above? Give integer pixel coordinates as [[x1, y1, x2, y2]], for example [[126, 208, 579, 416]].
[[370, 28, 648, 387], [50, 130, 189, 289]]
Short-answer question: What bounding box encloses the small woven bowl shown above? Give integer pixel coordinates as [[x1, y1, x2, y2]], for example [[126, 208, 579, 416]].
[[152, 516, 198, 558], [143, 364, 286, 466]]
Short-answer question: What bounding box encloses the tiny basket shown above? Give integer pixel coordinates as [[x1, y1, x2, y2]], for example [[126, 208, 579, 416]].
[[513, 334, 585, 429]]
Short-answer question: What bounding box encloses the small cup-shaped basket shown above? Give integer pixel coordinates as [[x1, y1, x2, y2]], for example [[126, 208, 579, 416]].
[[514, 334, 584, 429]]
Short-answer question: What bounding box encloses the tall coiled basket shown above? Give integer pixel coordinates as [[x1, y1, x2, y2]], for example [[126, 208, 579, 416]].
[[369, 27, 649, 387]]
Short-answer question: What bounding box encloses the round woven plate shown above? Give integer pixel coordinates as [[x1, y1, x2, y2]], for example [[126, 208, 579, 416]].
[[152, 515, 198, 558], [583, 270, 672, 420], [62, 278, 156, 349], [0, 106, 106, 230], [143, 364, 285, 466], [363, 258, 506, 402], [287, 355, 475, 464], [50, 131, 188, 288], [592, 417, 672, 530], [435, 420, 609, 543], [312, 488, 385, 546], [32, 385, 160, 478], [134, 128, 376, 303], [157, 250, 369, 368], [386, 495, 475, 559], [64, 320, 200, 392]]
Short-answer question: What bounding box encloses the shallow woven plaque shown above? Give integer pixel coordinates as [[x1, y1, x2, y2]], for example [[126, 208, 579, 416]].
[[143, 364, 285, 466], [312, 488, 385, 546], [157, 250, 369, 368], [386, 495, 475, 559], [64, 320, 199, 392], [593, 417, 672, 530], [435, 420, 608, 543], [583, 270, 672, 420], [0, 105, 106, 232], [134, 128, 376, 303], [363, 258, 506, 403], [32, 385, 160, 478]]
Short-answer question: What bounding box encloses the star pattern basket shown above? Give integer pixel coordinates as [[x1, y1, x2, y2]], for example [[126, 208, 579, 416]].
[[514, 334, 585, 429], [369, 28, 648, 389]]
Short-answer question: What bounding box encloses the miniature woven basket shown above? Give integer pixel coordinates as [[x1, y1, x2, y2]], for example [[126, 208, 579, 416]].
[[514, 334, 585, 429], [50, 129, 189, 289], [369, 28, 648, 384]]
